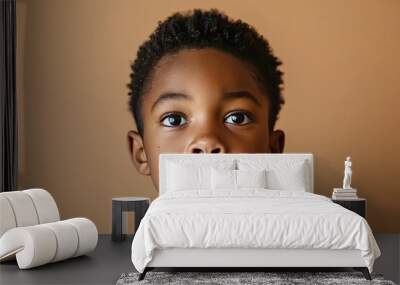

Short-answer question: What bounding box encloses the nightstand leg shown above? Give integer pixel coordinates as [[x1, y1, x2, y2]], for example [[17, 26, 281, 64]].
[[112, 202, 123, 242]]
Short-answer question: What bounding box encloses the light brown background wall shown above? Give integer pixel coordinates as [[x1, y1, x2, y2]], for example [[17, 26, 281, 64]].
[[16, 0, 400, 233]]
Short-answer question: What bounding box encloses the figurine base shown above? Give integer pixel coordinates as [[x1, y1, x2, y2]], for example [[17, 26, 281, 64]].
[[334, 188, 357, 192], [332, 188, 358, 200]]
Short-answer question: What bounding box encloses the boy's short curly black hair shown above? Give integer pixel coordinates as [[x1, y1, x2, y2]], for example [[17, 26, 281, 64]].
[[128, 8, 284, 137]]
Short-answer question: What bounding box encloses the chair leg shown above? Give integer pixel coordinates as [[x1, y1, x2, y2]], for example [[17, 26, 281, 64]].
[[354, 267, 371, 280], [138, 268, 148, 281]]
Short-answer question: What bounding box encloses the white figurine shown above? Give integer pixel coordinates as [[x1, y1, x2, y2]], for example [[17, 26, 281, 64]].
[[342, 156, 352, 189]]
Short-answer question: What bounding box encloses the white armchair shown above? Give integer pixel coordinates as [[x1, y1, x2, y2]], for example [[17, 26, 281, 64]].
[[0, 188, 98, 269]]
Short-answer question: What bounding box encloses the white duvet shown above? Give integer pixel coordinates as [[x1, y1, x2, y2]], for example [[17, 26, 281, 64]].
[[131, 189, 380, 273]]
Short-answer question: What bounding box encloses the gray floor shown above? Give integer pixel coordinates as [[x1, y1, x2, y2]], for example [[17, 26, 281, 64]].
[[0, 235, 134, 285], [0, 234, 399, 285], [374, 234, 400, 284]]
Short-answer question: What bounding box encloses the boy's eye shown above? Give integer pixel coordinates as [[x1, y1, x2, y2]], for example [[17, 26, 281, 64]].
[[224, 112, 252, 125], [160, 113, 187, 127]]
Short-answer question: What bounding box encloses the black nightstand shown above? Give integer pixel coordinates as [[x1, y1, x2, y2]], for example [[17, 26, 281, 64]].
[[332, 198, 366, 218], [112, 197, 150, 242]]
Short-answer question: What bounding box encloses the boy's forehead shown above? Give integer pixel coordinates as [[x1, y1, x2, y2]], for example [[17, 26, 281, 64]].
[[146, 48, 264, 98]]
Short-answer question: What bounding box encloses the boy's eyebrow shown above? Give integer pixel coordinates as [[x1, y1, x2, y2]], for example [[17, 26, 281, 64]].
[[151, 90, 261, 112], [151, 92, 192, 112], [222, 91, 261, 107]]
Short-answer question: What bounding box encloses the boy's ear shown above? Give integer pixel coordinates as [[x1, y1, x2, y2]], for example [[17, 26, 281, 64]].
[[269, 129, 285, 153], [127, 130, 151, 176]]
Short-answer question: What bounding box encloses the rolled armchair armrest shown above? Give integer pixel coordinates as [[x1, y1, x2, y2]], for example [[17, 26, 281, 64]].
[[0, 218, 98, 269]]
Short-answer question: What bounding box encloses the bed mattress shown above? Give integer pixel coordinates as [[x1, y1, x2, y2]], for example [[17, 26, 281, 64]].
[[131, 189, 380, 273]]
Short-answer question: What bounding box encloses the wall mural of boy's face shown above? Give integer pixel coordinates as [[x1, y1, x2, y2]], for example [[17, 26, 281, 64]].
[[128, 48, 285, 191]]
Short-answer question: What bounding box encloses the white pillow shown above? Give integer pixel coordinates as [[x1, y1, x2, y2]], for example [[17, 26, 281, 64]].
[[167, 159, 236, 192], [211, 168, 236, 190], [266, 162, 307, 191], [211, 168, 267, 190], [236, 169, 267, 188], [237, 159, 308, 191], [167, 162, 210, 191]]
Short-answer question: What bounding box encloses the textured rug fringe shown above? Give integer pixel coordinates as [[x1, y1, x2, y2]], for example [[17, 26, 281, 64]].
[[116, 271, 395, 285]]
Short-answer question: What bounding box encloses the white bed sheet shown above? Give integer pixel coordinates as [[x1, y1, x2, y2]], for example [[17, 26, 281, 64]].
[[131, 189, 380, 273]]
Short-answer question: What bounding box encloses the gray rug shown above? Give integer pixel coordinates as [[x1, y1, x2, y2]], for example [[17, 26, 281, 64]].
[[116, 271, 396, 285]]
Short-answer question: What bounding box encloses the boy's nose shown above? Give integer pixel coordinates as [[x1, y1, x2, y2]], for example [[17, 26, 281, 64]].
[[186, 137, 226, 154]]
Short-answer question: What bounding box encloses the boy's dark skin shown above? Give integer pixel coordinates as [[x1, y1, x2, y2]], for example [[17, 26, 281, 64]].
[[128, 48, 285, 191]]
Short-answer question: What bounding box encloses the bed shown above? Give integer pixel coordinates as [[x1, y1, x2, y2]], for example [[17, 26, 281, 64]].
[[131, 153, 381, 281]]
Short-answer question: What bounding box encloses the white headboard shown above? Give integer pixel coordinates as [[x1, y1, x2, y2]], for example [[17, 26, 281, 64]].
[[159, 153, 314, 195]]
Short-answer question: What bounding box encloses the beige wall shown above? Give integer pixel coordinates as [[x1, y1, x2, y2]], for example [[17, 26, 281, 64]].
[[16, 0, 400, 233]]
